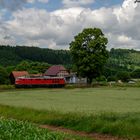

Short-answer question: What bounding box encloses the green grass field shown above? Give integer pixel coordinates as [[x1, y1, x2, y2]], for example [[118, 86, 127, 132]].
[[0, 87, 140, 139], [0, 87, 140, 113]]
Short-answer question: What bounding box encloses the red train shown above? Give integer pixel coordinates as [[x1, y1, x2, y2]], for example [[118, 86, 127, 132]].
[[15, 77, 66, 88]]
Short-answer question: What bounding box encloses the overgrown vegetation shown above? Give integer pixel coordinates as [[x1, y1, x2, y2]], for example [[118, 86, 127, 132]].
[[0, 104, 140, 139], [0, 117, 90, 140]]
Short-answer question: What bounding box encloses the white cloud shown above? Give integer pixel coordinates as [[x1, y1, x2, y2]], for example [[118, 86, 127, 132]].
[[0, 25, 16, 46], [62, 0, 95, 7], [118, 35, 132, 43], [1, 0, 140, 50], [5, 7, 84, 49]]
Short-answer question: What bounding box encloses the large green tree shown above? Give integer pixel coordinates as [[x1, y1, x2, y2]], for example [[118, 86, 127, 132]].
[[70, 28, 109, 83]]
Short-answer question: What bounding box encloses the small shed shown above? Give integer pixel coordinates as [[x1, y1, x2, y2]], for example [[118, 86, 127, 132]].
[[9, 71, 29, 84], [44, 65, 69, 77]]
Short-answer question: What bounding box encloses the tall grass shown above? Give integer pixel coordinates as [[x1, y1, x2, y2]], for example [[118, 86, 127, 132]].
[[0, 104, 140, 139], [0, 87, 140, 113]]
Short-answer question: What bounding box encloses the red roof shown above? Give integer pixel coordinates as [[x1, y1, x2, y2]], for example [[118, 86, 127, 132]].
[[45, 65, 67, 76], [11, 71, 29, 78]]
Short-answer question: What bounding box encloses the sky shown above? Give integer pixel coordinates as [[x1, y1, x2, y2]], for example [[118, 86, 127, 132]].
[[0, 0, 140, 50]]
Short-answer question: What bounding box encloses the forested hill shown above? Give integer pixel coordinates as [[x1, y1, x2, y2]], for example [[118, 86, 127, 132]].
[[0, 45, 140, 70], [108, 48, 140, 69], [0, 45, 72, 66]]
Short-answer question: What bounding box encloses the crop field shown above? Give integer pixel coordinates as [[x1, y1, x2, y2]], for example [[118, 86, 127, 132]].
[[0, 87, 140, 113], [0, 118, 90, 140], [0, 87, 140, 139]]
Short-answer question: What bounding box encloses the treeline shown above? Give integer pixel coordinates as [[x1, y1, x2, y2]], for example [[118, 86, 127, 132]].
[[0, 45, 140, 84], [0, 45, 72, 66], [0, 61, 50, 84], [104, 48, 140, 82], [108, 48, 140, 68], [1, 45, 140, 69]]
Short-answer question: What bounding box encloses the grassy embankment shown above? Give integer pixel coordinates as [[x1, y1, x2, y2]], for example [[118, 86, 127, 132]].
[[0, 87, 140, 139]]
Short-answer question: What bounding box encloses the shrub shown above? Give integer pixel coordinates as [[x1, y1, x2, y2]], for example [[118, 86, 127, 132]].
[[107, 76, 117, 82], [116, 71, 131, 82], [131, 69, 140, 78], [96, 76, 107, 82], [0, 85, 15, 90]]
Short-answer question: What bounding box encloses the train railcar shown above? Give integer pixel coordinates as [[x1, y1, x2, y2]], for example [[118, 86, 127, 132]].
[[15, 77, 66, 88]]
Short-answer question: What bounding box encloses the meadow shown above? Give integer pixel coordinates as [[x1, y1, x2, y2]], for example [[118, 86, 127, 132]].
[[0, 87, 140, 113], [0, 87, 140, 139]]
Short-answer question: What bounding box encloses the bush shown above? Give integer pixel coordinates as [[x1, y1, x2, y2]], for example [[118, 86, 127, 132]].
[[0, 85, 15, 90], [116, 71, 131, 82], [107, 76, 117, 82], [131, 69, 140, 78], [96, 76, 107, 82]]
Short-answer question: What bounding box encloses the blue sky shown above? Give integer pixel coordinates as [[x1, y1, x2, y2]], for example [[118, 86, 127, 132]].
[[0, 0, 140, 50], [25, 0, 124, 11], [0, 0, 124, 12]]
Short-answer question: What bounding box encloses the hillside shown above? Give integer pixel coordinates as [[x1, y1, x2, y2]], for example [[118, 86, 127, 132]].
[[0, 45, 140, 70], [0, 45, 72, 66], [108, 48, 140, 69]]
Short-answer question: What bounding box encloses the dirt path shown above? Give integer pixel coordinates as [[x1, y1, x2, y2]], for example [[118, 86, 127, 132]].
[[39, 124, 126, 140]]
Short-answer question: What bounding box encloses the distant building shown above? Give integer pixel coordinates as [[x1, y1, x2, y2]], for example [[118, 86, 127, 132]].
[[45, 65, 87, 84], [9, 71, 29, 84], [44, 65, 69, 77]]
